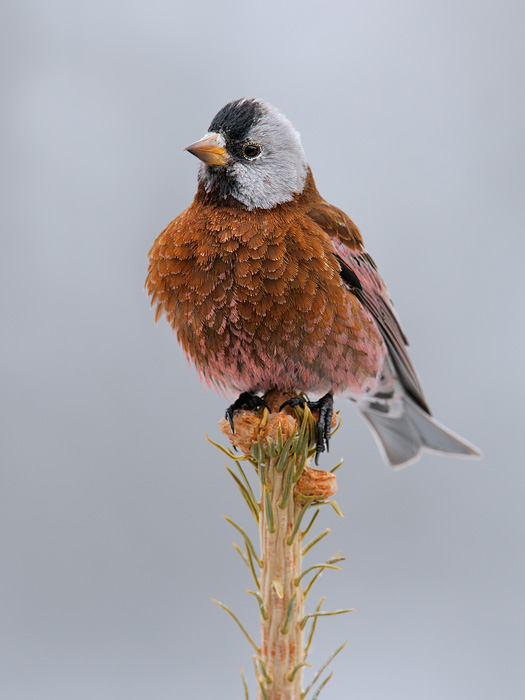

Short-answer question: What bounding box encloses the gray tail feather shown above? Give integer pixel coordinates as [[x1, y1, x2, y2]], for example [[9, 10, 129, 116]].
[[359, 395, 481, 468]]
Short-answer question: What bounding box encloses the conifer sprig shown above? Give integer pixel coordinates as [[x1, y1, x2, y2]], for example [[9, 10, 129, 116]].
[[211, 391, 349, 699]]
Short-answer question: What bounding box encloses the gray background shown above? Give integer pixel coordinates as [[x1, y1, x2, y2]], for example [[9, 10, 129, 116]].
[[1, 1, 524, 698]]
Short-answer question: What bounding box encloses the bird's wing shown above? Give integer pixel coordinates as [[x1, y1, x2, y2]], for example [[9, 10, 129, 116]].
[[307, 200, 430, 414]]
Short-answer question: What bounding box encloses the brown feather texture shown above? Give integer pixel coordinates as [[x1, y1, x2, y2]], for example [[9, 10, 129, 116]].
[[146, 170, 385, 398]]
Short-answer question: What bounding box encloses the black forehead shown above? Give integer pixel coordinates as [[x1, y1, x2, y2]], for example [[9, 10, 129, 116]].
[[209, 99, 263, 142]]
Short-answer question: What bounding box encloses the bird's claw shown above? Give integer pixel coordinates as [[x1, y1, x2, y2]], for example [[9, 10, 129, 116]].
[[279, 393, 334, 465], [279, 396, 307, 411], [225, 392, 270, 434]]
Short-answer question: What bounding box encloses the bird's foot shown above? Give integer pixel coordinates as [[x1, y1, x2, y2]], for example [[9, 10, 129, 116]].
[[279, 393, 334, 466], [225, 392, 270, 434]]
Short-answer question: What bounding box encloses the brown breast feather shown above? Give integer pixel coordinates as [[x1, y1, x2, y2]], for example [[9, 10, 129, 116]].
[[145, 172, 386, 394]]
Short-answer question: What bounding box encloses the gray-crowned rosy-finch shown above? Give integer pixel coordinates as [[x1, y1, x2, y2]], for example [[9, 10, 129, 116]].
[[146, 98, 480, 467]]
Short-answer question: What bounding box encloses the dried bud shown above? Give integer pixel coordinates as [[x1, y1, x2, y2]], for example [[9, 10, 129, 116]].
[[218, 408, 299, 456], [260, 413, 297, 446], [218, 393, 338, 464], [218, 411, 262, 455], [296, 465, 338, 500]]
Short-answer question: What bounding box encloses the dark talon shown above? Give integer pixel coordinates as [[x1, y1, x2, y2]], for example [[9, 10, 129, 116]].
[[279, 396, 306, 411], [312, 393, 334, 465], [280, 393, 334, 465], [225, 392, 270, 434]]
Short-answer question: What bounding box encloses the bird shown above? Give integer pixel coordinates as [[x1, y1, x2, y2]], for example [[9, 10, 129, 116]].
[[145, 98, 480, 468]]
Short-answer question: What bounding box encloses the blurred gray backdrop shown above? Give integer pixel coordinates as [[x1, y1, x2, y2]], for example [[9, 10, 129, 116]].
[[1, 1, 524, 698]]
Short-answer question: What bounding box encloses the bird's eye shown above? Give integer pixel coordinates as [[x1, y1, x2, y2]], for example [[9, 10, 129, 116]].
[[242, 143, 261, 160]]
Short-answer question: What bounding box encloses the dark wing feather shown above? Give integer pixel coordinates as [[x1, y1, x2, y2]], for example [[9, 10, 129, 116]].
[[307, 199, 430, 414]]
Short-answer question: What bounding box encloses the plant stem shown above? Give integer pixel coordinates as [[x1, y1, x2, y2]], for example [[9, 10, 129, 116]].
[[217, 390, 345, 699], [258, 457, 306, 699]]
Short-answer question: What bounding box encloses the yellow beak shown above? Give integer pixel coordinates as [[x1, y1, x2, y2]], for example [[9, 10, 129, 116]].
[[184, 132, 229, 166]]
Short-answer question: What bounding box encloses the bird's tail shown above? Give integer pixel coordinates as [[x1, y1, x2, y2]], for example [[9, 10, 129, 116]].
[[358, 393, 481, 468]]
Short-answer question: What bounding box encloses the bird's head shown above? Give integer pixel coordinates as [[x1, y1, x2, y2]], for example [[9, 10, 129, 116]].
[[185, 99, 308, 210]]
